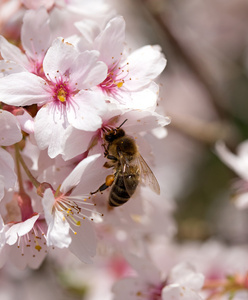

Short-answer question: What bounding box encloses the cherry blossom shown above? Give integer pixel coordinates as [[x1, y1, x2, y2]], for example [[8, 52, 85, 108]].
[[42, 153, 107, 263], [0, 37, 107, 157], [0, 7, 51, 76], [0, 214, 48, 269], [77, 16, 167, 110], [112, 254, 204, 300], [216, 141, 248, 209]]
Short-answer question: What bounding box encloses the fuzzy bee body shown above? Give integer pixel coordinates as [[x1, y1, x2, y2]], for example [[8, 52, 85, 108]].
[[109, 165, 140, 207], [92, 120, 160, 207]]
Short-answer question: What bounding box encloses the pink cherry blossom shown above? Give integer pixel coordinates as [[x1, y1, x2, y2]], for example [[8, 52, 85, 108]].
[[42, 153, 107, 263], [0, 8, 51, 76], [112, 255, 204, 300], [0, 37, 107, 157], [77, 16, 167, 109], [0, 190, 48, 270]]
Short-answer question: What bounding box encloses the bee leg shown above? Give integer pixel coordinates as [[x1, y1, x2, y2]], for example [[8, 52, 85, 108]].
[[90, 174, 115, 195], [106, 154, 118, 161], [90, 183, 109, 195]]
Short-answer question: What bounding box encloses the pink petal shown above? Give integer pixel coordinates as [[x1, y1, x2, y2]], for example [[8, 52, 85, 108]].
[[123, 45, 167, 91], [69, 51, 107, 89], [0, 60, 26, 77], [68, 219, 97, 263], [162, 285, 203, 300], [34, 105, 67, 158], [0, 36, 29, 69], [94, 16, 126, 67], [60, 153, 101, 193], [0, 110, 22, 146], [0, 148, 17, 192], [42, 188, 72, 248], [62, 126, 95, 160], [21, 8, 51, 63], [43, 37, 80, 82], [0, 72, 50, 106], [67, 91, 104, 131]]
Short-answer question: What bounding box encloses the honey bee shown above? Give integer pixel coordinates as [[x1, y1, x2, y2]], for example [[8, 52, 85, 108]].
[[91, 119, 160, 207]]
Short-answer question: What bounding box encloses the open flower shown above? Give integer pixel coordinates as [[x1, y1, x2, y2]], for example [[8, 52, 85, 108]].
[[0, 7, 51, 76], [77, 16, 167, 110], [0, 190, 48, 270], [42, 153, 107, 263], [0, 37, 107, 158]]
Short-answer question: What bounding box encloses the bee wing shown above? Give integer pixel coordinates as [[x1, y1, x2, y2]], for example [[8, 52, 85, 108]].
[[118, 153, 140, 197], [136, 154, 160, 195]]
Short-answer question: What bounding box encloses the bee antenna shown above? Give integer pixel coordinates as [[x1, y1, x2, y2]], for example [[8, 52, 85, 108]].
[[118, 119, 128, 129]]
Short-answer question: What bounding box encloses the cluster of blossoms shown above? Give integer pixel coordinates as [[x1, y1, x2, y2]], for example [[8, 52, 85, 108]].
[[0, 1, 248, 300], [0, 0, 170, 276]]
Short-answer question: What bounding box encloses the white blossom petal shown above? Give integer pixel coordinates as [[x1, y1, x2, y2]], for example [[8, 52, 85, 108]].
[[6, 214, 39, 245], [162, 284, 203, 300], [0, 72, 50, 106], [123, 45, 167, 91], [34, 105, 67, 158], [69, 51, 107, 89], [21, 7, 51, 62], [0, 148, 17, 193], [0, 110, 22, 146], [42, 188, 71, 248], [0, 60, 26, 77], [216, 141, 248, 181], [67, 91, 105, 131], [60, 153, 101, 193], [0, 36, 29, 68], [169, 262, 204, 291], [68, 219, 97, 263], [94, 16, 125, 66]]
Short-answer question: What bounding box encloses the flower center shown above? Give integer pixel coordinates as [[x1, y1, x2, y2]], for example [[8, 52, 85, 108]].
[[99, 61, 129, 96], [53, 83, 70, 103], [54, 194, 101, 235], [57, 88, 67, 102]]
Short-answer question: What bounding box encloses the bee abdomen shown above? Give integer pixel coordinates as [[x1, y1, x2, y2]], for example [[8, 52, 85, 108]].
[[109, 174, 139, 207]]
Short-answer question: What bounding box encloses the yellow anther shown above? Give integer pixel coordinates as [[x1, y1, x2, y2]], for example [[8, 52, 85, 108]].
[[74, 231, 77, 235], [35, 244, 42, 252], [57, 88, 67, 102], [117, 82, 123, 88], [76, 221, 81, 226]]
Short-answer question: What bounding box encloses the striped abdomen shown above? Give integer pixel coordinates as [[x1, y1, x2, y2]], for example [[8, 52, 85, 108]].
[[109, 173, 139, 207]]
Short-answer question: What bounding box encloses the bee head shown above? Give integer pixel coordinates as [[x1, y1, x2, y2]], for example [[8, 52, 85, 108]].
[[104, 128, 125, 142], [104, 119, 127, 143]]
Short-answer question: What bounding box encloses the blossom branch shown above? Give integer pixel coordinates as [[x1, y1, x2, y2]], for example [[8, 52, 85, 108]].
[[168, 114, 238, 146], [140, 0, 231, 120], [15, 143, 40, 189]]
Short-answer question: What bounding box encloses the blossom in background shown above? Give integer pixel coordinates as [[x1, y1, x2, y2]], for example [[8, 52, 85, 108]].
[[112, 254, 204, 300], [216, 141, 248, 209], [0, 109, 22, 201]]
